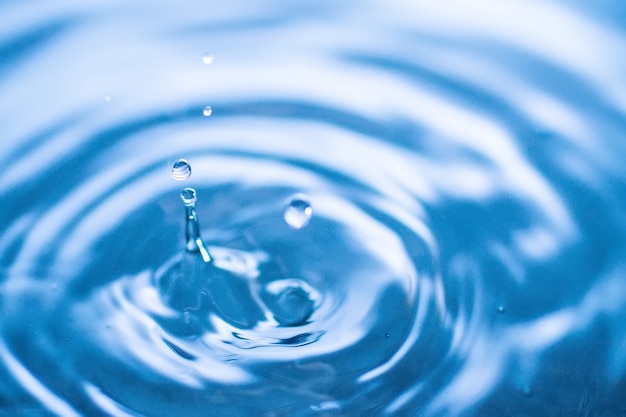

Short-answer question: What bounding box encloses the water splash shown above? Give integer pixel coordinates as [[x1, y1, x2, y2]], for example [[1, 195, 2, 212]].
[[180, 187, 211, 263], [262, 279, 317, 326], [1, 0, 625, 416]]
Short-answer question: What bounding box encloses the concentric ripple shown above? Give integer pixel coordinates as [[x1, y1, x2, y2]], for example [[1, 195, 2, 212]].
[[1, 0, 626, 416]]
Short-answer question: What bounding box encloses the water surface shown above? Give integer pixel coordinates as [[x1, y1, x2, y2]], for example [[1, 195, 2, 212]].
[[1, 0, 626, 416]]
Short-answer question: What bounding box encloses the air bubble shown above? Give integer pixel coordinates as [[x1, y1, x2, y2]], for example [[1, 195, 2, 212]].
[[284, 194, 312, 229], [180, 188, 197, 206], [172, 159, 192, 181], [497, 306, 506, 314], [202, 52, 214, 64], [203, 106, 213, 117]]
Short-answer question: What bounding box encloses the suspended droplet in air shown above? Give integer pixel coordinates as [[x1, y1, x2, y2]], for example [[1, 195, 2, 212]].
[[171, 159, 192, 181], [284, 194, 312, 229], [203, 106, 213, 117]]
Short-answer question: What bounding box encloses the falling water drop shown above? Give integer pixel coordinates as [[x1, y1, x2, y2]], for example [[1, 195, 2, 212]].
[[203, 106, 213, 117], [497, 306, 506, 314], [202, 52, 214, 64], [180, 188, 211, 262], [171, 159, 192, 181], [284, 194, 313, 229]]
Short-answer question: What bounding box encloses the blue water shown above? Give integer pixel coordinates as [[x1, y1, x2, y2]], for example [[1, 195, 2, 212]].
[[1, 1, 626, 416]]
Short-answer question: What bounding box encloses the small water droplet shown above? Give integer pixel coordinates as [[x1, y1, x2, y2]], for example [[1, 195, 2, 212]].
[[106, 323, 112, 329], [497, 306, 506, 314], [385, 333, 390, 338], [180, 188, 197, 206], [104, 95, 111, 102], [284, 194, 313, 229], [203, 106, 213, 117], [202, 52, 214, 64], [172, 159, 192, 181]]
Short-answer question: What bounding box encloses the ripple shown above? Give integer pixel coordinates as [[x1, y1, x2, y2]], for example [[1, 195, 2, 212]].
[[1, 0, 626, 416]]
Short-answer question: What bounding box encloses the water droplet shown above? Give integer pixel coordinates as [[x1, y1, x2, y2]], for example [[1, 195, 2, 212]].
[[284, 194, 313, 229], [172, 159, 192, 181], [203, 106, 213, 117], [172, 159, 191, 181], [180, 188, 197, 206], [385, 333, 390, 339], [202, 52, 214, 64], [106, 323, 112, 329], [497, 306, 506, 314], [104, 95, 111, 102]]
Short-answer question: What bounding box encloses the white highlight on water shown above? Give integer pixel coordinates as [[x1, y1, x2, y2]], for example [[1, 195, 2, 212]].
[[202, 52, 214, 64], [172, 159, 192, 181], [284, 193, 313, 229], [203, 106, 213, 117]]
